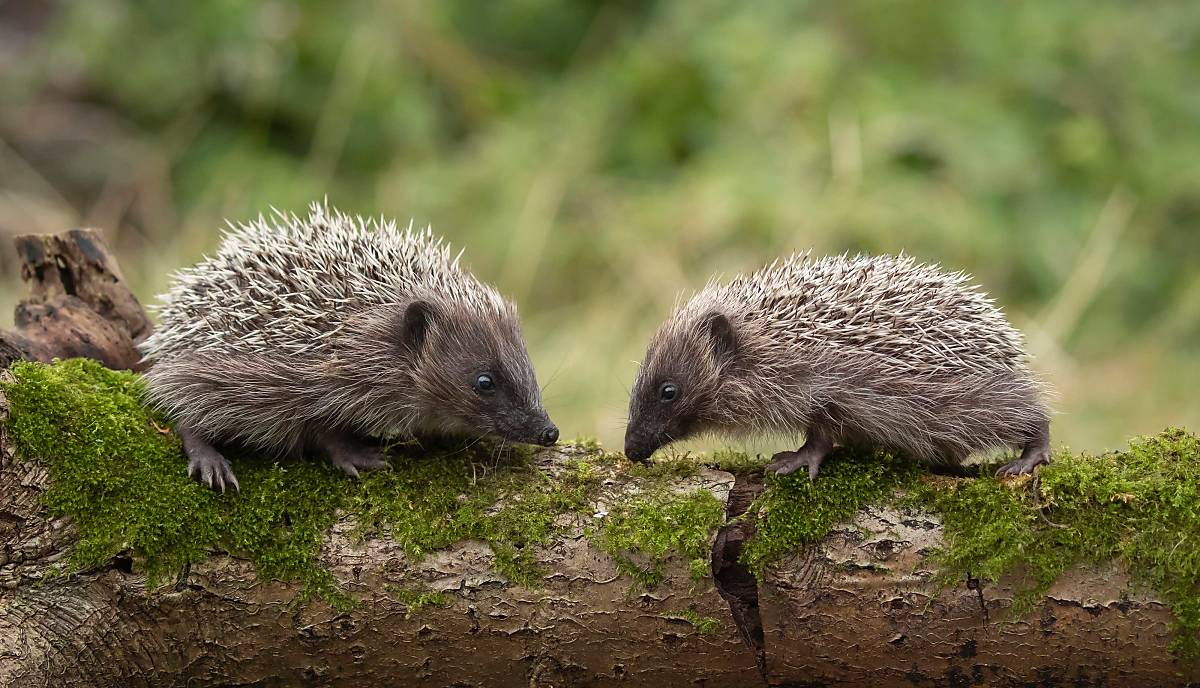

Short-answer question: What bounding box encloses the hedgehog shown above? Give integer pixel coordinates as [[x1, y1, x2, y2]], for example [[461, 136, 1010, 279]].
[[139, 202, 559, 491], [623, 252, 1052, 479]]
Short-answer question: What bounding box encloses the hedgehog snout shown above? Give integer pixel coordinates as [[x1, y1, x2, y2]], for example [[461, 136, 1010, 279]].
[[527, 410, 558, 446], [623, 432, 658, 463], [497, 410, 558, 447], [520, 420, 557, 447]]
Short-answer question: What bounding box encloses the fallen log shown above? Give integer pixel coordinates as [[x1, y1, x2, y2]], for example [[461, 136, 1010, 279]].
[[0, 230, 1197, 687]]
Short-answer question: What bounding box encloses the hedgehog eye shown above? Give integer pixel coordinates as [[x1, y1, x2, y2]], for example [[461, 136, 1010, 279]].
[[474, 373, 496, 394], [659, 382, 678, 403]]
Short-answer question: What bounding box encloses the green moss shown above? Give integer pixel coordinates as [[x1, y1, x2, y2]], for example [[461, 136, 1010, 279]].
[[0, 359, 607, 603], [627, 451, 702, 481], [704, 448, 769, 475], [905, 476, 1052, 612], [734, 432, 1200, 656], [666, 608, 720, 636], [592, 487, 724, 588], [2, 359, 729, 600], [739, 448, 921, 573], [386, 585, 450, 618], [911, 428, 1200, 657], [30, 361, 1199, 656], [566, 437, 626, 466], [2, 359, 356, 607], [350, 447, 601, 587]]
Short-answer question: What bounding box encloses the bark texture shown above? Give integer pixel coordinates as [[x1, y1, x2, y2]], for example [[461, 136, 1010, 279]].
[[754, 501, 1190, 686], [2, 427, 1195, 688], [0, 430, 755, 686], [1, 230, 1197, 687]]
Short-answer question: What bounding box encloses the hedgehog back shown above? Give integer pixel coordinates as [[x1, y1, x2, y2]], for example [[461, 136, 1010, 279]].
[[708, 253, 1029, 377], [140, 203, 507, 363], [666, 253, 1050, 462]]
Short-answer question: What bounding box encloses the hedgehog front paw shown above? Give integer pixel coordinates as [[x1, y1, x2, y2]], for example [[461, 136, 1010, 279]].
[[767, 450, 824, 480], [330, 447, 389, 479], [187, 447, 240, 493]]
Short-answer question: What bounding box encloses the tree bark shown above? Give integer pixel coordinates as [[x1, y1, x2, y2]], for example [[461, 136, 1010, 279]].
[[1, 230, 1196, 687], [0, 423, 756, 687], [0, 229, 150, 371], [743, 479, 1191, 686]]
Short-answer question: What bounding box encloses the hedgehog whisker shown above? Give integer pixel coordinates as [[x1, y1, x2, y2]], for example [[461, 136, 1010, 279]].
[[490, 437, 508, 472], [540, 355, 570, 395], [450, 431, 490, 458]]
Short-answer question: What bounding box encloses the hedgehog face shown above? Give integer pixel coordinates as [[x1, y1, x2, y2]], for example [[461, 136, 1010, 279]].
[[624, 311, 737, 461], [400, 300, 558, 447]]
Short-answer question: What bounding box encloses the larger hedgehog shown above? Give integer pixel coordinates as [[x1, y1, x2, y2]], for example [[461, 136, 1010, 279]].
[[140, 203, 558, 491], [624, 253, 1051, 478]]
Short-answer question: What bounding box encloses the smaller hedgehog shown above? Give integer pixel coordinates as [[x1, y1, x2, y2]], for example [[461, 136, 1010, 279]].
[[624, 253, 1052, 479], [139, 203, 558, 491]]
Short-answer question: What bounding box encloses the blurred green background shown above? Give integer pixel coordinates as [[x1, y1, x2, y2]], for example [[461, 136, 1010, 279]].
[[1, 0, 1197, 454]]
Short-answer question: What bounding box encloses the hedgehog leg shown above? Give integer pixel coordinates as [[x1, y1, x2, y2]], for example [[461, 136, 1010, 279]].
[[766, 426, 833, 480], [178, 425, 239, 493], [319, 432, 390, 479], [996, 420, 1051, 477]]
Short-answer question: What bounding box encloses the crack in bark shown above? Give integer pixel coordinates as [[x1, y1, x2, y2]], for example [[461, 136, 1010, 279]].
[[965, 570, 989, 621], [710, 472, 767, 682]]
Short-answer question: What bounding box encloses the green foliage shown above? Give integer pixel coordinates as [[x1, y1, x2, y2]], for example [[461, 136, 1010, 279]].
[[593, 488, 725, 588], [912, 429, 1200, 657], [3, 2, 1198, 451], [739, 448, 921, 573]]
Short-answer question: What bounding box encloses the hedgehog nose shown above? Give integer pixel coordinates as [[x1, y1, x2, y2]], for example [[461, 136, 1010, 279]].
[[539, 426, 559, 446], [624, 442, 649, 462]]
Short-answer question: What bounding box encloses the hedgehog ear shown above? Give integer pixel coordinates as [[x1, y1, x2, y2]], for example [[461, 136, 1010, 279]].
[[399, 300, 436, 352], [703, 311, 738, 361]]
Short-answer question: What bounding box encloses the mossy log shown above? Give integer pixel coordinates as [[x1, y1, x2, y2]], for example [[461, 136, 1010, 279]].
[[0, 415, 754, 686], [1, 230, 1198, 687], [1, 416, 1195, 687]]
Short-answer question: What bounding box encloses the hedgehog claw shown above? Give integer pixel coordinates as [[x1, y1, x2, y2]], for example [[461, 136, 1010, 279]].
[[995, 449, 1050, 477], [323, 434, 390, 480], [331, 451, 388, 479], [997, 423, 1052, 477], [186, 445, 239, 492], [180, 426, 239, 493], [767, 428, 833, 481], [767, 450, 824, 480]]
